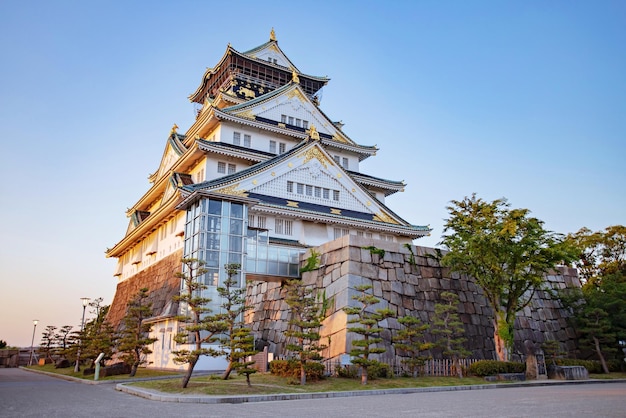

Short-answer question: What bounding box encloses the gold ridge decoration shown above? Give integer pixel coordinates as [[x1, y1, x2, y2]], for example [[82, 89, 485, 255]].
[[292, 69, 300, 84], [308, 124, 320, 141], [287, 88, 306, 103], [286, 201, 299, 208], [331, 134, 348, 144], [170, 124, 179, 135], [373, 211, 399, 225], [270, 28, 276, 41], [330, 208, 341, 215], [216, 184, 249, 197], [237, 110, 255, 120], [297, 146, 332, 169]]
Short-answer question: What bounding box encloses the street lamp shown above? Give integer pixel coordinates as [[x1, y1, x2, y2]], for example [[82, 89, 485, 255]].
[[74, 297, 90, 373], [28, 320, 38, 366]]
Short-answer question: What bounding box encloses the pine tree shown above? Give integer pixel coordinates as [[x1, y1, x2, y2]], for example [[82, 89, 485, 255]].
[[284, 277, 327, 385], [218, 263, 257, 380], [118, 288, 158, 377], [343, 284, 394, 385], [173, 258, 227, 388], [432, 292, 471, 378], [395, 316, 433, 377], [78, 299, 117, 368], [229, 326, 257, 387], [39, 325, 58, 363]]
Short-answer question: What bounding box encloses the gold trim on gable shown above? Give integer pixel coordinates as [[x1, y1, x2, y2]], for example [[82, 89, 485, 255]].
[[287, 89, 307, 103], [330, 208, 342, 215], [373, 211, 399, 225], [331, 134, 348, 144], [236, 110, 255, 120], [286, 201, 299, 208], [216, 184, 249, 197], [297, 147, 333, 169]]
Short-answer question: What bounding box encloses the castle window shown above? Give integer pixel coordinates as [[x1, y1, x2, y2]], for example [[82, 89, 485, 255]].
[[257, 216, 266, 229], [217, 162, 226, 173], [333, 190, 340, 201], [279, 142, 286, 153], [281, 114, 287, 124], [228, 163, 236, 174], [288, 116, 294, 125], [342, 157, 349, 169], [233, 131, 241, 145], [296, 183, 304, 194], [296, 118, 301, 127], [333, 155, 340, 165], [306, 185, 313, 196], [244, 134, 251, 148], [269, 140, 277, 153], [303, 120, 309, 129], [314, 187, 321, 198], [287, 181, 294, 193], [333, 227, 349, 240]]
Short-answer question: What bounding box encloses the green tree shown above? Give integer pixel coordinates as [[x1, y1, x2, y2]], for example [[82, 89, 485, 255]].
[[173, 258, 227, 388], [80, 299, 117, 367], [0, 340, 7, 349], [118, 288, 158, 377], [218, 263, 257, 380], [284, 278, 327, 385], [229, 326, 257, 387], [440, 194, 575, 361], [343, 284, 394, 385], [394, 315, 433, 377], [39, 325, 58, 362], [562, 226, 626, 372], [432, 292, 471, 378]]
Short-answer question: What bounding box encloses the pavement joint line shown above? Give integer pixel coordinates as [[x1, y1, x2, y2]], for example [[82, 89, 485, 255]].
[[20, 367, 626, 404]]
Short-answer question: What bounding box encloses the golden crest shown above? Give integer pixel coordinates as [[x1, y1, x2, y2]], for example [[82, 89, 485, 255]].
[[286, 201, 299, 208], [237, 110, 255, 120], [373, 211, 399, 225], [297, 147, 332, 169], [330, 208, 342, 215], [287, 88, 306, 103], [216, 184, 249, 197]]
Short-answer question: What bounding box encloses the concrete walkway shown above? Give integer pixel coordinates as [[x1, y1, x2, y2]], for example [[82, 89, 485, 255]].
[[21, 366, 626, 405]]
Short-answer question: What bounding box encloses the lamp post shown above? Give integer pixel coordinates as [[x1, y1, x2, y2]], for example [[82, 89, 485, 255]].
[[74, 297, 90, 373], [28, 320, 38, 366]]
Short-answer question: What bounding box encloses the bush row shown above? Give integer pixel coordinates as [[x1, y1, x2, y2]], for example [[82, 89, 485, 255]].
[[269, 359, 325, 381], [468, 360, 526, 377]]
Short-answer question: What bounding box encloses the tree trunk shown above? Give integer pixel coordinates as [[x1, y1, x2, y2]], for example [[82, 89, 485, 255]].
[[493, 318, 508, 361], [222, 362, 233, 380], [181, 358, 197, 388], [593, 336, 610, 374], [453, 357, 463, 379], [361, 366, 368, 385], [300, 363, 306, 386], [129, 363, 138, 377]]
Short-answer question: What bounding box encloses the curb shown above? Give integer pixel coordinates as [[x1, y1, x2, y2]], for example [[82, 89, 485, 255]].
[[115, 378, 626, 404], [19, 366, 189, 385]]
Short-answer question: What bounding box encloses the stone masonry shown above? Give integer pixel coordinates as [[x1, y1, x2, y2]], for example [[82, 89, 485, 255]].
[[245, 235, 580, 364], [107, 249, 183, 330]]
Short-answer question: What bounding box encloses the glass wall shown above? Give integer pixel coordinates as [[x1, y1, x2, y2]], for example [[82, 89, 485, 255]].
[[246, 229, 302, 277]]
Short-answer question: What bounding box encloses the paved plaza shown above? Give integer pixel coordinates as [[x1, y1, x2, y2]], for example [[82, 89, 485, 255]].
[[1, 368, 625, 417]]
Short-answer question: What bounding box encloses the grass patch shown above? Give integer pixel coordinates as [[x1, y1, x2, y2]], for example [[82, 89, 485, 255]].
[[25, 364, 179, 381], [132, 373, 496, 395], [589, 372, 626, 380]]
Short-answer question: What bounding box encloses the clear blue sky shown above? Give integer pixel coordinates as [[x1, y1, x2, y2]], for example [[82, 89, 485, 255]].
[[1, 1, 624, 346]]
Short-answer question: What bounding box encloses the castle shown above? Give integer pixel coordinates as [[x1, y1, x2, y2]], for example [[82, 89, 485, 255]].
[[106, 30, 578, 370]]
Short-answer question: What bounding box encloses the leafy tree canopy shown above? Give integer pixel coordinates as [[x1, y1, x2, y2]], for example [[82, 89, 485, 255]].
[[439, 194, 576, 360]]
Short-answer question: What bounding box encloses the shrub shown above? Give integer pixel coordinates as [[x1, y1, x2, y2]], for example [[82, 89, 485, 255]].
[[555, 358, 602, 374], [607, 359, 625, 372], [269, 360, 325, 381], [468, 360, 525, 377], [335, 361, 391, 379]]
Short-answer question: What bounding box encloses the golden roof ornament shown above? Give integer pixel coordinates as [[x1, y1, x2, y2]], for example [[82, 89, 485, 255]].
[[170, 124, 179, 135], [309, 124, 320, 141], [270, 28, 276, 41], [291, 69, 300, 84]]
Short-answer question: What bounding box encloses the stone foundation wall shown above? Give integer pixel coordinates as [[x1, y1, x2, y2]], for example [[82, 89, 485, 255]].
[[106, 249, 183, 329], [245, 236, 580, 363]]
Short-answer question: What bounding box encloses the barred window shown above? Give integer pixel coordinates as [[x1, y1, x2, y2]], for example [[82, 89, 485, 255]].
[[233, 132, 241, 145], [217, 162, 226, 173], [244, 134, 251, 148], [269, 140, 277, 153], [228, 163, 236, 174]]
